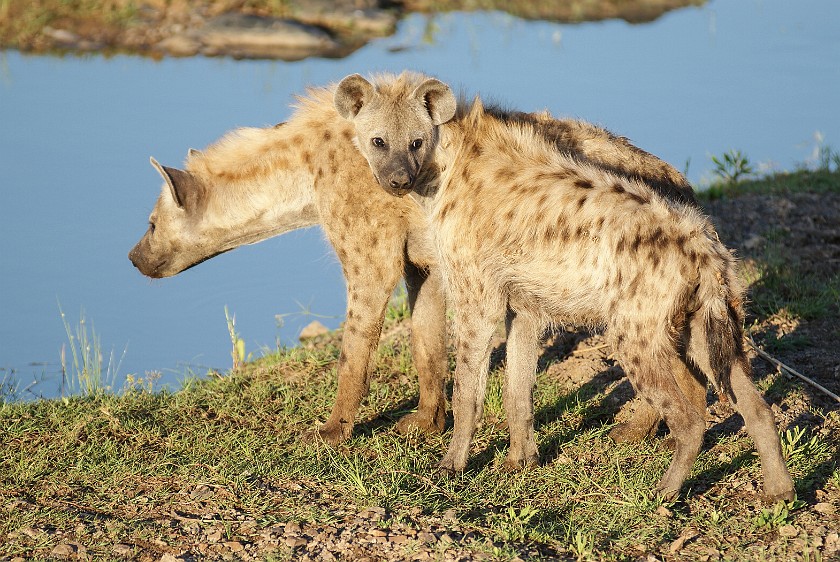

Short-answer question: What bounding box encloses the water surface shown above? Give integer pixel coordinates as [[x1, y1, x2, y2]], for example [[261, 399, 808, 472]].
[[1, 0, 838, 397]]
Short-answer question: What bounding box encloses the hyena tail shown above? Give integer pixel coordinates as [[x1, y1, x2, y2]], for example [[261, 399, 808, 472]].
[[684, 241, 747, 399]]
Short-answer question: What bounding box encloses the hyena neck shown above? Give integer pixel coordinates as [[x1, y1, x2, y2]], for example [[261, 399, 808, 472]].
[[186, 124, 320, 246], [415, 119, 466, 215]]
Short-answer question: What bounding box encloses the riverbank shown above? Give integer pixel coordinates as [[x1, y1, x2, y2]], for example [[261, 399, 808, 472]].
[[1, 169, 838, 560], [0, 0, 704, 60]]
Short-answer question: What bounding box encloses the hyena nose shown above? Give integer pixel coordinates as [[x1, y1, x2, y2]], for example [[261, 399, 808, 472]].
[[389, 170, 414, 191]]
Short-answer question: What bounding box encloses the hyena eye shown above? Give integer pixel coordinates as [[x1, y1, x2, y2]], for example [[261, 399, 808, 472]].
[[410, 139, 423, 151], [372, 137, 386, 148], [149, 222, 156, 234]]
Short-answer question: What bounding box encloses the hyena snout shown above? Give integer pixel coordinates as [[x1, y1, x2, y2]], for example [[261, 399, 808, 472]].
[[386, 168, 415, 193]]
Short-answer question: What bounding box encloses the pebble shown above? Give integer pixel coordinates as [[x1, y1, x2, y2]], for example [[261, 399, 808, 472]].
[[224, 541, 245, 552], [113, 543, 134, 556], [285, 537, 307, 548], [814, 502, 836, 515], [51, 543, 76, 557], [778, 524, 799, 538]]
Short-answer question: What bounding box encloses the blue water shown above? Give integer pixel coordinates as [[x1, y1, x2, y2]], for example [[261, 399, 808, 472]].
[[1, 0, 838, 398]]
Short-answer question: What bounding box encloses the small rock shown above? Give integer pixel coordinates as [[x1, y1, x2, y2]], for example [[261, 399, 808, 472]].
[[655, 505, 673, 518], [197, 14, 338, 59], [368, 528, 387, 537], [113, 543, 134, 556], [669, 528, 698, 553], [300, 320, 329, 340], [814, 502, 836, 515], [285, 521, 302, 535], [389, 534, 408, 544], [160, 554, 183, 562], [417, 531, 436, 544], [778, 524, 799, 538], [285, 537, 307, 548], [18, 526, 41, 538], [158, 35, 201, 56], [42, 27, 80, 46], [224, 541, 245, 552], [51, 543, 76, 557]]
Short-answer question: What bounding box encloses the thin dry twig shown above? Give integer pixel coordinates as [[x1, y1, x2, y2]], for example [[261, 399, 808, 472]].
[[747, 336, 840, 403], [571, 343, 610, 356]]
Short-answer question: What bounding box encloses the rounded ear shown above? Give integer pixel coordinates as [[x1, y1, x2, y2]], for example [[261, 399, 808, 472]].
[[334, 73, 375, 120], [412, 78, 457, 126]]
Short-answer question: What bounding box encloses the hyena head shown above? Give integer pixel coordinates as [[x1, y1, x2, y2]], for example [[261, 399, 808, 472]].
[[128, 156, 217, 278], [334, 72, 457, 196]]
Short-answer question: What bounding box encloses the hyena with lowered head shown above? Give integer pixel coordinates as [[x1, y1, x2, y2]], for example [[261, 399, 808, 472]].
[[128, 77, 696, 447], [334, 72, 795, 501]]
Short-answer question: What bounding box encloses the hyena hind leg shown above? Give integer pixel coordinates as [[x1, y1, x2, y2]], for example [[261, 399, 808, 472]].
[[624, 350, 706, 501], [726, 358, 795, 501], [502, 311, 542, 471], [610, 356, 707, 447], [395, 263, 448, 436]]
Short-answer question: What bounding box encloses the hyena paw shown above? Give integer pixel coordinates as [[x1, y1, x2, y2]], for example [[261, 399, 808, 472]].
[[300, 422, 351, 446], [764, 479, 796, 502], [653, 479, 681, 502], [395, 409, 445, 436], [437, 453, 465, 475], [502, 452, 539, 472]]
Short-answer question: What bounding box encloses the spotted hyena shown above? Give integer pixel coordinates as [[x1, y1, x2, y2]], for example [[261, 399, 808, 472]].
[[129, 78, 695, 447], [334, 72, 795, 501]]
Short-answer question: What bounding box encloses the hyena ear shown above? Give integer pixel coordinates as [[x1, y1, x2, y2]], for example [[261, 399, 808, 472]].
[[150, 156, 204, 211], [412, 78, 457, 126], [334, 73, 375, 120]]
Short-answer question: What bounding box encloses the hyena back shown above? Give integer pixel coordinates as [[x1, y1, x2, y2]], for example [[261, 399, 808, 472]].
[[335, 72, 795, 501]]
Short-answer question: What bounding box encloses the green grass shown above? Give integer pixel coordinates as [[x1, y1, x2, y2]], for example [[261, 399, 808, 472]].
[[59, 303, 124, 397], [1, 330, 837, 559], [699, 163, 840, 202]]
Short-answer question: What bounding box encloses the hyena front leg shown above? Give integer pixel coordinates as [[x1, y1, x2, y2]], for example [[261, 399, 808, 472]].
[[439, 291, 505, 472], [502, 310, 542, 470], [313, 277, 395, 445], [396, 262, 448, 436]]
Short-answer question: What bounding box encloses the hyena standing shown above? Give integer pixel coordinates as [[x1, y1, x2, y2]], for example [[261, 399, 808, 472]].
[[129, 78, 695, 447], [334, 72, 795, 501]]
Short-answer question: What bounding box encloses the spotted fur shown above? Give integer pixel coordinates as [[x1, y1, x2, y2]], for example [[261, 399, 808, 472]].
[[336, 72, 794, 501]]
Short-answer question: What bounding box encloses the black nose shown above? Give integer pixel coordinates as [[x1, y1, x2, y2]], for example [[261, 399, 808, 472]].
[[389, 170, 414, 190]]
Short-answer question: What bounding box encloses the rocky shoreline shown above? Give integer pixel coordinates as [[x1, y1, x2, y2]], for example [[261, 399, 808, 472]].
[[2, 0, 704, 61]]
